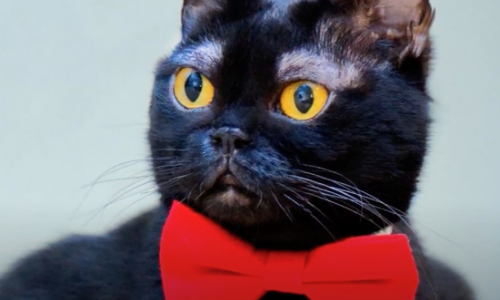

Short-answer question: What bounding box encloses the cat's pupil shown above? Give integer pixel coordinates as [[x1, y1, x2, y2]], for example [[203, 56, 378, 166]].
[[185, 72, 203, 102], [294, 84, 314, 113]]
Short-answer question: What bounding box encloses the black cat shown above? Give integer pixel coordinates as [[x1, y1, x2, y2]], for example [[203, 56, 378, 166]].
[[0, 0, 475, 299]]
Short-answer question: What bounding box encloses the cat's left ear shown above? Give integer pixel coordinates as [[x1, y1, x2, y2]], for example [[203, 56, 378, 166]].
[[348, 0, 435, 61], [181, 0, 226, 38]]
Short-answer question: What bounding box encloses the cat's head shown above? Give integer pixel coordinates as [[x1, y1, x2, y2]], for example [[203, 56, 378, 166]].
[[149, 0, 434, 249]]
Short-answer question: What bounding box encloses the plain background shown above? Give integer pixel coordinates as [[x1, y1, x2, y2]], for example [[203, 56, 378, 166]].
[[0, 0, 498, 299]]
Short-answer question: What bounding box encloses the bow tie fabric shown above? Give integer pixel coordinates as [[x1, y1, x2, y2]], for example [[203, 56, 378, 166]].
[[160, 200, 419, 300]]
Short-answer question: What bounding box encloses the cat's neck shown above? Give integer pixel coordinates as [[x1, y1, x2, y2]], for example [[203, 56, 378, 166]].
[[161, 198, 397, 251], [226, 223, 395, 250]]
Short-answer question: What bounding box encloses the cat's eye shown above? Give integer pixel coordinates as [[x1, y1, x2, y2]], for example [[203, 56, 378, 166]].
[[173, 67, 214, 109], [279, 81, 329, 121]]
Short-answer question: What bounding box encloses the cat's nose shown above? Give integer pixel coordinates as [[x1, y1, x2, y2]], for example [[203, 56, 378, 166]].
[[210, 127, 250, 155]]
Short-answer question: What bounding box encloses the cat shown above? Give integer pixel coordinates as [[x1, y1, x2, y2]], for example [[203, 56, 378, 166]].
[[0, 0, 475, 299]]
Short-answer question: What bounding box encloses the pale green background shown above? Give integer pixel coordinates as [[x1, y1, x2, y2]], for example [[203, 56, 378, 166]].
[[0, 0, 498, 299]]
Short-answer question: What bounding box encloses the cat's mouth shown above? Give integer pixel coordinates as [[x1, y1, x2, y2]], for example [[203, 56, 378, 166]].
[[205, 173, 255, 207], [194, 171, 277, 225]]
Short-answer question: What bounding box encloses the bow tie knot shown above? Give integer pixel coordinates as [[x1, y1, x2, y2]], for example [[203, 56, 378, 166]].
[[264, 252, 307, 295]]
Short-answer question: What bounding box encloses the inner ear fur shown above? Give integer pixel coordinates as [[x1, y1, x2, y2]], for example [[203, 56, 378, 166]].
[[345, 0, 435, 61]]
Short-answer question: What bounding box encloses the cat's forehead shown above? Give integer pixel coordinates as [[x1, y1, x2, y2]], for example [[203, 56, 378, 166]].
[[165, 37, 366, 93], [159, 0, 391, 88]]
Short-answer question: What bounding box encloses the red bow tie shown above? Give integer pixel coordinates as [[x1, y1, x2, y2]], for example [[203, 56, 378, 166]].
[[160, 200, 419, 300]]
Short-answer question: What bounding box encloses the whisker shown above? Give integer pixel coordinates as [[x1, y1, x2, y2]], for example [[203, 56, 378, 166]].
[[292, 172, 400, 230], [283, 194, 335, 240], [291, 175, 364, 204], [300, 187, 388, 230], [304, 183, 395, 225], [73, 159, 150, 218], [296, 165, 429, 238], [295, 171, 408, 221], [272, 192, 293, 222], [81, 171, 193, 226], [298, 167, 408, 218], [81, 180, 158, 225], [80, 174, 153, 188], [278, 183, 330, 221]]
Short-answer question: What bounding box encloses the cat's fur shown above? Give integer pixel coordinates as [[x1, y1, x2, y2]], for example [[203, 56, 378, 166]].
[[0, 0, 475, 299]]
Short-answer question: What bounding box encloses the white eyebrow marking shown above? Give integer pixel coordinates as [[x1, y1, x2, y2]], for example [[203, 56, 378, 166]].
[[170, 39, 224, 75], [276, 50, 363, 91]]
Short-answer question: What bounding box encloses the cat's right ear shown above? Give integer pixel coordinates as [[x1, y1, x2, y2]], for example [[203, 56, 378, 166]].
[[181, 0, 226, 38]]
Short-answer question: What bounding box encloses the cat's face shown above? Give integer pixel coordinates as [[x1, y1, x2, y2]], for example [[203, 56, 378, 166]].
[[149, 0, 434, 249]]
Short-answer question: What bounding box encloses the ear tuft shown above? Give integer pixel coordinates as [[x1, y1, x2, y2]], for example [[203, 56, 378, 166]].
[[181, 0, 225, 37], [399, 1, 435, 60]]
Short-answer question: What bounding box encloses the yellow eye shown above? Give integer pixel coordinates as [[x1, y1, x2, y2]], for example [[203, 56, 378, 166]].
[[279, 81, 329, 121], [173, 67, 214, 109]]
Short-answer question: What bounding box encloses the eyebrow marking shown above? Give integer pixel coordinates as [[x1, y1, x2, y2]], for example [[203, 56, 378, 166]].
[[276, 50, 363, 91], [170, 39, 224, 76]]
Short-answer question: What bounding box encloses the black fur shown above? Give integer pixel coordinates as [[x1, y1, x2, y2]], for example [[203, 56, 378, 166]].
[[0, 210, 474, 300], [0, 0, 475, 299]]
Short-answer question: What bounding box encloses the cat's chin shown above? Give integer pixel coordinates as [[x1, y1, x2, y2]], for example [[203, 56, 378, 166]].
[[207, 186, 252, 207], [194, 187, 278, 226], [181, 192, 401, 250]]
